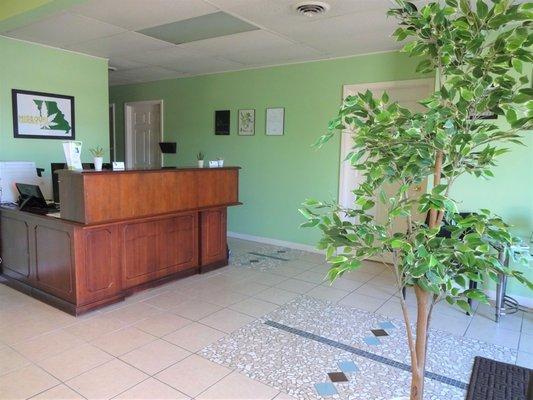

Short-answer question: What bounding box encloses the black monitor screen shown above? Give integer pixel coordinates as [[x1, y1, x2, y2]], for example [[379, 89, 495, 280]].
[[16, 183, 44, 199], [51, 162, 95, 203], [15, 183, 48, 209]]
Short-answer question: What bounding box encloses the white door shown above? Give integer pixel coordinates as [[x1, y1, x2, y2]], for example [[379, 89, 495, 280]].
[[125, 101, 162, 169], [339, 78, 434, 262]]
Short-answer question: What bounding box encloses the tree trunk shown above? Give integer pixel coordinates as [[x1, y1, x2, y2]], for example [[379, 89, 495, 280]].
[[410, 285, 431, 400], [410, 367, 425, 400]]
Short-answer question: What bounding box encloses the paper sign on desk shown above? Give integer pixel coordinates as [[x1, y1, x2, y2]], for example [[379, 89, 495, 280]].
[[112, 162, 125, 170], [62, 141, 82, 170]]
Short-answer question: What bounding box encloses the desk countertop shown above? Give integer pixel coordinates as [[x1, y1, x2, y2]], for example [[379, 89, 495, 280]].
[[58, 166, 241, 175]]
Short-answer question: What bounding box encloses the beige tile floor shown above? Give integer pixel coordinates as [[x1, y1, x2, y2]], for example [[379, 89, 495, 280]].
[[0, 237, 531, 399]]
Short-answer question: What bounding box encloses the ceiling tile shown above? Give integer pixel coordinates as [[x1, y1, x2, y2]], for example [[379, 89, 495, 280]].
[[110, 66, 186, 82], [4, 12, 125, 46], [109, 75, 134, 86], [277, 10, 400, 56], [181, 30, 294, 57], [118, 46, 203, 66], [65, 31, 173, 57], [69, 0, 218, 30], [139, 11, 258, 45], [224, 43, 325, 66], [319, 34, 400, 57], [7, 0, 441, 82], [108, 56, 146, 71], [160, 56, 244, 75], [215, 0, 393, 13], [210, 0, 394, 31]]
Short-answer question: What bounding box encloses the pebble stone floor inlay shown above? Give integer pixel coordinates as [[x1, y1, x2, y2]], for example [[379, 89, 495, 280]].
[[0, 237, 531, 400]]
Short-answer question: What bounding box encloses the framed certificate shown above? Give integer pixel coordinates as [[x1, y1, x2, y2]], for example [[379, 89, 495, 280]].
[[266, 107, 284, 136]]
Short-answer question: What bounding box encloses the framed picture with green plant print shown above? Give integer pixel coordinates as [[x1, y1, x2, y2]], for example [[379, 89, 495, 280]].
[[238, 109, 255, 136]]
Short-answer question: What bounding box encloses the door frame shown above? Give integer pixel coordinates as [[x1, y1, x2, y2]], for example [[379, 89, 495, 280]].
[[109, 103, 116, 162], [338, 78, 435, 209], [124, 100, 164, 169]]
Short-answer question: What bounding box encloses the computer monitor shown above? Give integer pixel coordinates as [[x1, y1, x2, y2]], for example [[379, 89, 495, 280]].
[[15, 183, 48, 209], [51, 162, 95, 203], [159, 142, 177, 154]]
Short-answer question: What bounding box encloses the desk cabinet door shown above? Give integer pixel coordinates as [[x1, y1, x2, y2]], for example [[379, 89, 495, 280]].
[[78, 226, 121, 305], [123, 220, 158, 281], [121, 213, 198, 289], [0, 216, 31, 280], [200, 208, 227, 267], [158, 215, 198, 271]]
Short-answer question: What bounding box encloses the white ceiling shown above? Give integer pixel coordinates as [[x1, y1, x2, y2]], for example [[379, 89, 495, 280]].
[[1, 0, 429, 86]]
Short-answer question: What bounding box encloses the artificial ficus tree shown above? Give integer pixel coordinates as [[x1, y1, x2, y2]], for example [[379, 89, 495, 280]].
[[300, 1, 533, 399]]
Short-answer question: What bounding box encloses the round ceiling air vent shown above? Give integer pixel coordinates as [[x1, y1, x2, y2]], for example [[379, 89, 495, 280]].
[[294, 1, 330, 17]]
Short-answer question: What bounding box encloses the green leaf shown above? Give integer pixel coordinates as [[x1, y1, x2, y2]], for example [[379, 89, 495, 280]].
[[465, 289, 488, 302], [460, 88, 474, 101], [511, 59, 523, 73], [505, 109, 517, 124], [432, 184, 447, 195], [476, 0, 488, 18], [457, 300, 471, 313]]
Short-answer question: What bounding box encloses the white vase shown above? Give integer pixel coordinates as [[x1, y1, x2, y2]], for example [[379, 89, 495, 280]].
[[197, 160, 204, 168], [94, 157, 103, 171], [217, 159, 224, 167]]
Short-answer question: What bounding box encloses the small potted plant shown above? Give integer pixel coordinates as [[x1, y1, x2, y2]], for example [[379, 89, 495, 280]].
[[217, 157, 224, 167], [197, 152, 205, 168], [89, 146, 105, 171]]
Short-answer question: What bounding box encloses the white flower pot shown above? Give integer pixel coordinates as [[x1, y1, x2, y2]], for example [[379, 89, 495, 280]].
[[197, 160, 204, 168], [94, 157, 103, 171], [217, 159, 224, 167]]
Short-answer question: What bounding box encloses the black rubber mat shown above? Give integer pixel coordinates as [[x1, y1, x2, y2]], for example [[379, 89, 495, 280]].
[[465, 356, 532, 400]]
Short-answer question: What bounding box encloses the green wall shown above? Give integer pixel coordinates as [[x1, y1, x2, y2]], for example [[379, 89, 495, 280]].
[[452, 131, 533, 299], [110, 52, 425, 246], [0, 0, 52, 20], [110, 52, 531, 299], [0, 36, 109, 174], [110, 52, 532, 245], [0, 0, 86, 32]]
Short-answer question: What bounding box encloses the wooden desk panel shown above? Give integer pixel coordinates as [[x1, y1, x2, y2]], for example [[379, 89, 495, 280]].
[[0, 215, 31, 279], [0, 209, 78, 306], [34, 225, 75, 300], [78, 225, 121, 306], [200, 208, 227, 268], [1, 167, 240, 315], [59, 167, 240, 224], [121, 212, 198, 289]]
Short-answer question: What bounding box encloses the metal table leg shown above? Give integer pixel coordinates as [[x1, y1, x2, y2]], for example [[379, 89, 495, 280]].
[[495, 250, 508, 323], [495, 274, 507, 323]]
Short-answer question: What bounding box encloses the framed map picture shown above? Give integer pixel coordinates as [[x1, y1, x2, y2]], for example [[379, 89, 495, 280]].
[[238, 109, 255, 135], [12, 89, 75, 139]]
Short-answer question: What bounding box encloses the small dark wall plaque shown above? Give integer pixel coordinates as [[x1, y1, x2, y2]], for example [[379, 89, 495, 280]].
[[215, 110, 230, 135]]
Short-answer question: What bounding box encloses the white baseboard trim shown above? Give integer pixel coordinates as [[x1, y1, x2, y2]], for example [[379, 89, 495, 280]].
[[485, 289, 533, 309], [227, 231, 324, 254]]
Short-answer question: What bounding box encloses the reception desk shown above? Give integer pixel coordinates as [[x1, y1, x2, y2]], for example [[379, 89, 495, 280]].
[[0, 167, 240, 315]]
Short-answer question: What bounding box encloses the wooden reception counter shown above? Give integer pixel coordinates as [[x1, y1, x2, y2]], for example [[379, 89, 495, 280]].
[[0, 167, 240, 315]]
